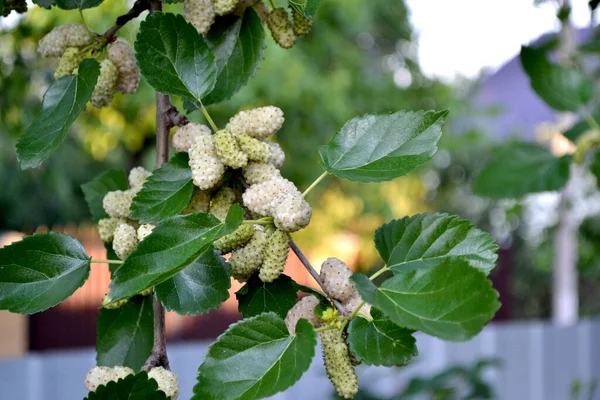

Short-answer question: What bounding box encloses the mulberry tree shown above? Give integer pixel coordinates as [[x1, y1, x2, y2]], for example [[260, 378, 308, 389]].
[[0, 1, 501, 399]]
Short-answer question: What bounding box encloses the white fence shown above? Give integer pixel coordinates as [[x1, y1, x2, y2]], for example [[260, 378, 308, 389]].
[[1, 318, 599, 400]]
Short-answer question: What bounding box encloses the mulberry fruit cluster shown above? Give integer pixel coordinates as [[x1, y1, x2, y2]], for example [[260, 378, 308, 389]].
[[148, 367, 180, 400], [98, 166, 153, 260], [320, 329, 359, 399], [172, 106, 311, 283], [38, 24, 92, 58], [84, 366, 134, 392], [264, 6, 313, 49]]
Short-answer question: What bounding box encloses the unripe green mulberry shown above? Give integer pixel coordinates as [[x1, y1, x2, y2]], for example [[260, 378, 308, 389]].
[[54, 47, 84, 79], [84, 366, 134, 392], [242, 177, 300, 216], [103, 189, 135, 218], [107, 41, 140, 95], [292, 8, 312, 36], [128, 166, 151, 190], [214, 0, 238, 15], [184, 0, 215, 35], [272, 193, 312, 232], [140, 287, 154, 296], [173, 123, 212, 153], [183, 188, 211, 214], [259, 229, 290, 282], [137, 224, 155, 241], [213, 129, 248, 169], [90, 59, 118, 108], [237, 134, 271, 163], [101, 293, 129, 310], [209, 187, 236, 221], [285, 295, 320, 334], [242, 162, 281, 185], [342, 293, 371, 318], [227, 106, 284, 139], [214, 224, 254, 254], [320, 257, 356, 302], [189, 132, 225, 190], [97, 217, 126, 243], [38, 24, 92, 58], [263, 140, 285, 167], [229, 226, 269, 282], [148, 367, 180, 400], [267, 8, 296, 49], [112, 223, 138, 259], [320, 329, 359, 399]]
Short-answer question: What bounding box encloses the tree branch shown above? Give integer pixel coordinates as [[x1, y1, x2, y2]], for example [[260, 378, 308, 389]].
[[288, 239, 345, 314], [143, 0, 171, 372], [102, 0, 151, 42]]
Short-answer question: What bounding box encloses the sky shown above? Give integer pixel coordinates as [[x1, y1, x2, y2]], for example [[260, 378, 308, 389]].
[[406, 0, 594, 80]]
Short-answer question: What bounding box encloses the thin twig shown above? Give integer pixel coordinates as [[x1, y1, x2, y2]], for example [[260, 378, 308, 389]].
[[143, 0, 171, 372], [102, 0, 150, 42], [289, 239, 345, 314]]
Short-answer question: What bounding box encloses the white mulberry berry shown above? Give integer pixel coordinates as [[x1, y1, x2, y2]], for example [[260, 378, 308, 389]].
[[229, 226, 269, 282], [184, 0, 215, 35], [320, 329, 359, 399], [253, 1, 269, 22], [137, 224, 155, 241], [320, 257, 355, 302], [213, 224, 254, 254], [128, 166, 151, 190], [226, 106, 285, 139], [54, 47, 84, 79], [103, 190, 135, 218], [183, 188, 211, 214], [242, 162, 281, 185], [107, 41, 140, 95], [189, 132, 225, 190], [342, 293, 371, 318], [272, 193, 312, 232], [263, 140, 285, 167], [242, 177, 300, 217], [267, 8, 296, 49], [112, 223, 138, 259], [292, 8, 312, 37], [84, 366, 134, 392], [38, 24, 92, 58], [90, 59, 118, 108], [148, 367, 180, 400], [259, 229, 290, 282], [237, 134, 271, 162], [97, 217, 126, 243], [213, 129, 248, 169], [285, 295, 320, 334], [172, 123, 212, 153], [214, 0, 238, 15], [209, 187, 237, 221], [101, 294, 129, 310]]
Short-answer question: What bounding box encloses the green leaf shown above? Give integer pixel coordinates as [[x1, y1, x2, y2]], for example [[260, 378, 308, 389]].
[[130, 153, 194, 224], [155, 249, 231, 315], [304, 0, 321, 18], [236, 274, 298, 319], [32, 0, 56, 9], [16, 59, 100, 169], [108, 205, 243, 302], [194, 313, 316, 400], [135, 12, 217, 102], [472, 142, 571, 199], [84, 372, 168, 400], [347, 308, 417, 367], [591, 150, 600, 185], [203, 7, 266, 105], [81, 169, 129, 223], [563, 112, 600, 143], [56, 0, 102, 10], [520, 45, 593, 111], [96, 296, 154, 370], [375, 213, 498, 275], [319, 110, 448, 182], [351, 259, 500, 341], [0, 232, 90, 314]]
